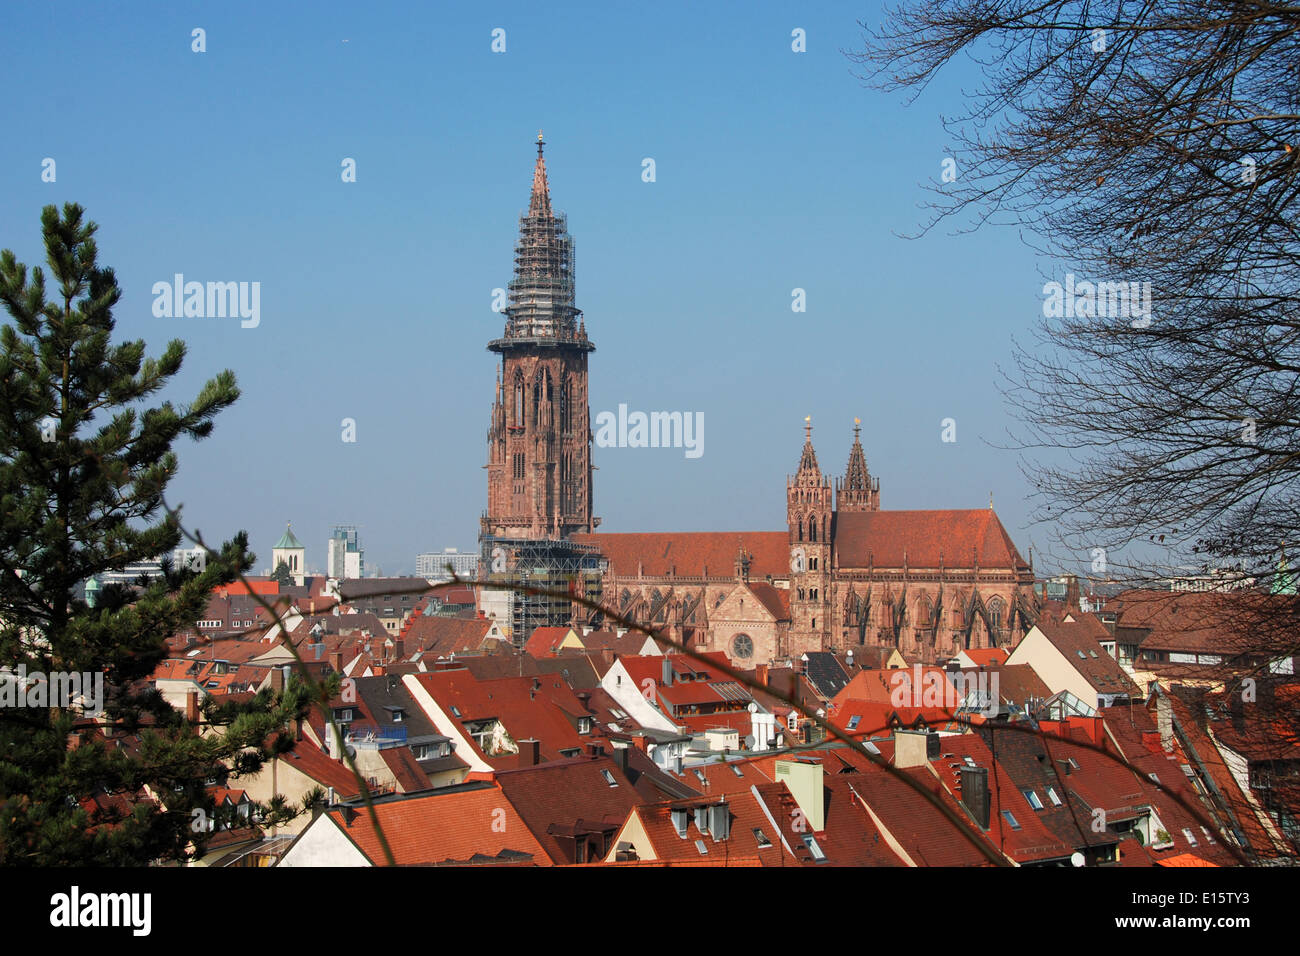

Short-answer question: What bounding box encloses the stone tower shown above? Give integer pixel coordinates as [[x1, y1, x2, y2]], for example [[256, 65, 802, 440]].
[[787, 418, 831, 653], [482, 133, 595, 541], [835, 418, 880, 512]]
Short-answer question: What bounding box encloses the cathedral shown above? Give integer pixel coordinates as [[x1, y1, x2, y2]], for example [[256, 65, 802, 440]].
[[481, 137, 1041, 665]]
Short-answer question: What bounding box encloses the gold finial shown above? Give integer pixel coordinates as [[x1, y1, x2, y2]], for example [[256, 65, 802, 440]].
[[854, 417, 861, 425], [538, 129, 544, 142]]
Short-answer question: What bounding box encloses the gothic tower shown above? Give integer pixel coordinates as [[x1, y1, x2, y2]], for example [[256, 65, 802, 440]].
[[835, 418, 880, 512], [787, 418, 831, 654], [483, 134, 595, 541]]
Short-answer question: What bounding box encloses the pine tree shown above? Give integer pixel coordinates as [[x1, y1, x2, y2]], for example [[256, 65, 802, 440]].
[[271, 560, 294, 589], [0, 204, 309, 865]]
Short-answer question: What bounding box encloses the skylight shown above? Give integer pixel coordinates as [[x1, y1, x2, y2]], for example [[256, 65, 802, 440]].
[[695, 839, 708, 855], [801, 834, 826, 862], [1001, 810, 1022, 830], [730, 764, 744, 777], [753, 828, 772, 849], [1022, 789, 1044, 810], [601, 769, 617, 787], [1046, 786, 1063, 806], [847, 716, 861, 731]]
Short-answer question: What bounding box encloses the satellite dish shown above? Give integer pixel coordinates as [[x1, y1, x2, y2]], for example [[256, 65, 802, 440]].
[[747, 701, 758, 713], [744, 735, 756, 750], [1070, 852, 1085, 868]]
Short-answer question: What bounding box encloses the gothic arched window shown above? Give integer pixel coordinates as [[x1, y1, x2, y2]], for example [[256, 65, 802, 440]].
[[988, 596, 1006, 628], [808, 518, 817, 542]]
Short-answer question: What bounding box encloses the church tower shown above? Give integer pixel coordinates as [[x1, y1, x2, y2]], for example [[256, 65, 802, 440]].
[[835, 418, 880, 512], [787, 418, 831, 654], [482, 133, 595, 541]]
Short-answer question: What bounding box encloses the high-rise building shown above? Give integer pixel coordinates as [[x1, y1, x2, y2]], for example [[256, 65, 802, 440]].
[[416, 548, 478, 581], [328, 525, 364, 579]]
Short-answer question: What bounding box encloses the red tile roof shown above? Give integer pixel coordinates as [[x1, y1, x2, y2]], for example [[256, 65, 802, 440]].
[[324, 786, 551, 865], [495, 755, 645, 864], [523, 626, 573, 658], [573, 532, 789, 579], [834, 509, 1030, 570]]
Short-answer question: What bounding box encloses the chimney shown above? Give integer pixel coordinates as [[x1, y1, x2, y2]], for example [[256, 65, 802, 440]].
[[519, 738, 540, 766], [892, 729, 929, 769], [586, 742, 604, 758], [632, 735, 649, 753], [662, 658, 673, 686], [329, 651, 343, 674], [773, 759, 825, 832], [1156, 692, 1174, 751], [185, 690, 200, 724], [756, 663, 769, 687], [615, 746, 630, 775], [270, 665, 286, 694], [393, 639, 405, 661], [959, 765, 991, 829]]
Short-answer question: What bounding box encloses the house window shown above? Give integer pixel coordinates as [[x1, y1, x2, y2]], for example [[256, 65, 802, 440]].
[[1001, 810, 1022, 830], [1022, 789, 1044, 810], [847, 716, 861, 731], [1046, 786, 1062, 806], [1183, 828, 1198, 846], [578, 717, 593, 734], [754, 828, 772, 849]]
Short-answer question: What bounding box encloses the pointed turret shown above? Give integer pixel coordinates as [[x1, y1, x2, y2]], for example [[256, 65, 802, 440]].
[[795, 416, 822, 483], [529, 131, 553, 218], [836, 418, 880, 512]]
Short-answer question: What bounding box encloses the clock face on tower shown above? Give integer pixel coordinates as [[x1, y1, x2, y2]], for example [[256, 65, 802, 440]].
[[790, 546, 806, 575]]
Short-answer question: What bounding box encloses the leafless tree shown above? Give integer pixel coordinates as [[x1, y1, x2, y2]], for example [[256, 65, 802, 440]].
[[851, 0, 1300, 852]]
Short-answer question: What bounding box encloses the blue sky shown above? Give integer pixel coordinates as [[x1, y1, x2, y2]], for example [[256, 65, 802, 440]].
[[1, 1, 1068, 576]]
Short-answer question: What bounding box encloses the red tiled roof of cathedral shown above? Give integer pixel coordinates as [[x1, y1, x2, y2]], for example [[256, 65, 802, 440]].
[[577, 510, 1029, 579], [834, 509, 1029, 570], [572, 532, 788, 579]]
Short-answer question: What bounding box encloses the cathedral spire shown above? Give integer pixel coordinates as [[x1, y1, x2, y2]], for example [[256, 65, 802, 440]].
[[836, 417, 879, 512], [529, 129, 552, 219], [796, 416, 821, 479]]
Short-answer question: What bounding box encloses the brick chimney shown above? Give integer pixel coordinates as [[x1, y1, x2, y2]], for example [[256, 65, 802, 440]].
[[329, 651, 343, 674], [756, 663, 769, 687], [185, 689, 201, 723], [519, 738, 541, 766], [270, 665, 285, 694]]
